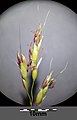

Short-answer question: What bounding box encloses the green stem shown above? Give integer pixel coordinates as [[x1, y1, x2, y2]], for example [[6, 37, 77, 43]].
[[31, 80, 35, 105], [26, 90, 32, 106]]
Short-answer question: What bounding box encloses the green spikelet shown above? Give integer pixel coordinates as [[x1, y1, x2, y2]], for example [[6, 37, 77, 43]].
[[20, 63, 27, 81], [32, 44, 38, 63], [22, 79, 28, 91], [32, 68, 38, 81], [42, 85, 48, 98], [35, 89, 43, 106]]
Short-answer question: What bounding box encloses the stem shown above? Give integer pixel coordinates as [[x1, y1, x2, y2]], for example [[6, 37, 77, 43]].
[[31, 80, 35, 105], [26, 90, 32, 106]]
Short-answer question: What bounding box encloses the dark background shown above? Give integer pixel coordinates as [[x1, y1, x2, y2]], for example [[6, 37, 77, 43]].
[[0, 0, 77, 106]]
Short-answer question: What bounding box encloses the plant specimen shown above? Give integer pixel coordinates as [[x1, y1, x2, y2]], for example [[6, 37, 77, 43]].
[[17, 6, 68, 106], [17, 24, 43, 106], [17, 23, 68, 106], [35, 60, 68, 106]]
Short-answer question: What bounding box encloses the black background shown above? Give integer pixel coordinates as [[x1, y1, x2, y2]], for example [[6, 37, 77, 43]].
[[0, 0, 77, 106]]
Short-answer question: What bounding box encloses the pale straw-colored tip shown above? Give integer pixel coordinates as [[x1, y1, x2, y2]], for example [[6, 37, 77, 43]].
[[49, 57, 53, 73], [37, 57, 43, 68], [47, 71, 53, 82], [43, 9, 50, 28], [60, 62, 68, 74], [50, 71, 53, 76], [50, 57, 53, 68]]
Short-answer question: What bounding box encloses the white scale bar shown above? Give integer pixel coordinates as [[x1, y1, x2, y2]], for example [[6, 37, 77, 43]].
[[52, 108, 57, 111], [38, 109, 49, 111], [20, 108, 57, 112], [20, 109, 29, 112]]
